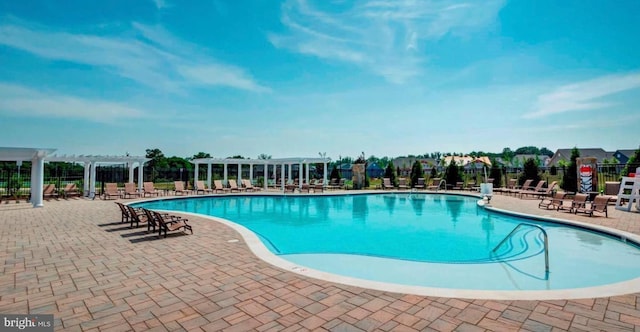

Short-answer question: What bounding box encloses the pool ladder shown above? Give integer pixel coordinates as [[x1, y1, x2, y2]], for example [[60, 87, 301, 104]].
[[492, 223, 549, 273], [437, 179, 447, 191]]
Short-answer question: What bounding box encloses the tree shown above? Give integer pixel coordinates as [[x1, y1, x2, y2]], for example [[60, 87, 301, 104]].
[[384, 163, 397, 186], [192, 152, 211, 159], [330, 165, 340, 180], [540, 147, 554, 157], [430, 165, 438, 178], [519, 158, 541, 186], [515, 146, 541, 155], [622, 148, 640, 176], [257, 154, 271, 160], [561, 147, 580, 192], [410, 160, 423, 186], [445, 159, 461, 187], [146, 148, 168, 169]]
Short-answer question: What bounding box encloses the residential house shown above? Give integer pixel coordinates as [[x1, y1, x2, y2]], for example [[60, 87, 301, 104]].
[[547, 148, 614, 166]]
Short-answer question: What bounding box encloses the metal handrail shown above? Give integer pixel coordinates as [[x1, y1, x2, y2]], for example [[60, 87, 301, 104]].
[[492, 222, 549, 273], [438, 179, 447, 191]]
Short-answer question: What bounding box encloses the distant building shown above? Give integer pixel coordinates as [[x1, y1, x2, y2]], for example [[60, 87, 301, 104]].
[[391, 157, 437, 176], [547, 148, 614, 166], [613, 149, 638, 164], [366, 162, 384, 178]]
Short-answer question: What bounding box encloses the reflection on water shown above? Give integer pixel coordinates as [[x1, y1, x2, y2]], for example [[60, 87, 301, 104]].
[[352, 195, 369, 221], [383, 195, 396, 215], [410, 195, 425, 216], [445, 197, 463, 222]]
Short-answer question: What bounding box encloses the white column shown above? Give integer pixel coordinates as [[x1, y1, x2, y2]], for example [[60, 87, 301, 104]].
[[194, 162, 199, 188], [249, 164, 254, 182], [298, 162, 303, 190], [305, 163, 310, 184], [90, 162, 97, 198], [264, 164, 268, 190], [31, 155, 45, 207], [137, 162, 144, 191], [83, 162, 91, 196], [272, 164, 276, 180], [223, 164, 228, 183], [281, 164, 285, 191], [207, 163, 212, 189], [287, 164, 292, 181], [238, 163, 242, 182], [128, 163, 135, 183], [323, 162, 328, 186]]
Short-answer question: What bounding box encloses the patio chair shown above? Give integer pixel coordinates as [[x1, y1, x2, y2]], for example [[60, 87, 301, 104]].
[[574, 195, 610, 217], [241, 179, 259, 192], [143, 182, 161, 197], [123, 182, 141, 199], [104, 183, 120, 200], [558, 193, 589, 213], [228, 179, 245, 192], [427, 178, 441, 191], [452, 182, 464, 190], [214, 180, 230, 193], [115, 202, 131, 223], [528, 181, 558, 199], [465, 181, 476, 191], [312, 179, 324, 193], [519, 180, 546, 198], [496, 179, 517, 195], [398, 178, 410, 190], [126, 205, 148, 228], [174, 181, 190, 196], [509, 179, 533, 196], [153, 210, 193, 238], [382, 178, 394, 190], [414, 178, 425, 190], [195, 180, 214, 195], [62, 183, 80, 198], [43, 184, 59, 199], [538, 191, 566, 210]]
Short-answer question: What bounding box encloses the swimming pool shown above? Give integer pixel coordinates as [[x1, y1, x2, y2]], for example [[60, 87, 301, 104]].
[[134, 193, 640, 299]]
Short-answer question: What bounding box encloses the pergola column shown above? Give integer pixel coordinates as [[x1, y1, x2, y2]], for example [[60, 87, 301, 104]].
[[323, 162, 328, 186], [298, 162, 303, 190], [128, 163, 135, 183], [264, 164, 268, 190], [207, 163, 212, 189], [238, 163, 242, 183], [137, 162, 144, 191], [194, 162, 199, 188], [287, 164, 292, 181], [83, 162, 91, 196], [281, 164, 285, 191], [305, 163, 310, 184], [272, 164, 276, 180], [90, 162, 97, 198], [223, 164, 228, 183], [249, 164, 254, 182], [30, 154, 45, 207]]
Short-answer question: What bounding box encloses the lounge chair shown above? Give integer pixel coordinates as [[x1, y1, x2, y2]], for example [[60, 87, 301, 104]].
[[496, 179, 517, 195], [398, 178, 410, 190], [115, 202, 132, 223], [527, 181, 558, 199], [195, 180, 214, 195], [427, 178, 441, 191], [62, 183, 80, 198], [143, 182, 161, 197], [214, 180, 230, 193], [241, 179, 260, 192], [124, 182, 141, 199], [382, 178, 395, 190], [452, 182, 464, 190], [152, 210, 193, 238], [575, 195, 610, 217], [414, 178, 425, 190], [126, 205, 148, 228], [174, 181, 190, 195], [558, 193, 589, 213], [43, 184, 59, 199], [508, 179, 533, 196], [312, 179, 324, 193], [519, 180, 546, 198], [538, 191, 566, 210], [228, 179, 245, 192], [104, 183, 121, 200], [465, 181, 476, 191]]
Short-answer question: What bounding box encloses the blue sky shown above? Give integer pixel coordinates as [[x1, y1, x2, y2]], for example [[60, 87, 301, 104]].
[[1, 0, 639, 160]]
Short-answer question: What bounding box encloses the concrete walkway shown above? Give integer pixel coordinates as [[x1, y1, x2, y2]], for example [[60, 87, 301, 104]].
[[1, 193, 639, 331]]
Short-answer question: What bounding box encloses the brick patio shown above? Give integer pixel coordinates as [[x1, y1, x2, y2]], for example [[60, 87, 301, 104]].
[[1, 193, 639, 331]]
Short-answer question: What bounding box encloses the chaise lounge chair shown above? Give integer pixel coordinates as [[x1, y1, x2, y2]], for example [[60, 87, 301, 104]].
[[427, 178, 441, 191], [242, 179, 260, 192], [143, 182, 161, 197], [126, 205, 148, 228], [558, 193, 589, 213], [398, 178, 410, 190], [123, 182, 141, 199], [195, 180, 214, 195], [574, 195, 610, 217], [174, 181, 190, 196], [62, 183, 80, 198], [538, 191, 566, 210], [214, 180, 230, 194], [414, 178, 425, 190], [104, 183, 121, 200], [382, 178, 395, 190], [152, 210, 193, 238], [115, 202, 132, 223], [43, 184, 59, 199], [228, 179, 245, 192]]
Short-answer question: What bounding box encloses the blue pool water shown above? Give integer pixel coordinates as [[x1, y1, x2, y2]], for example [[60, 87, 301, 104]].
[[135, 193, 640, 291]]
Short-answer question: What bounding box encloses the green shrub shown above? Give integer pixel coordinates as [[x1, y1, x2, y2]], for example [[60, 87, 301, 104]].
[[410, 160, 423, 186], [561, 147, 579, 192], [519, 158, 541, 186]]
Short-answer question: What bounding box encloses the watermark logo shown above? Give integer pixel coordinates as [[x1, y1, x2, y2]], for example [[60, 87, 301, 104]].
[[0, 315, 53, 332]]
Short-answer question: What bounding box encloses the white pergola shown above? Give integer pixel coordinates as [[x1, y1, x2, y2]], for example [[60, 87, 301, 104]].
[[46, 155, 150, 198], [190, 157, 331, 191], [0, 147, 57, 207]]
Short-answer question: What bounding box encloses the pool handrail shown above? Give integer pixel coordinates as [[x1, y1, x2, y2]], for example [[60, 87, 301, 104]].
[[492, 222, 549, 273]]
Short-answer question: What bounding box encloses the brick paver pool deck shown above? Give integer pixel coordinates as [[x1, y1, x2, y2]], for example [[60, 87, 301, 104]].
[[1, 192, 640, 331]]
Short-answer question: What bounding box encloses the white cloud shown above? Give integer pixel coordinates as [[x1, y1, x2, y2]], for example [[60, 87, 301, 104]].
[[524, 73, 640, 119], [269, 0, 505, 83], [178, 64, 271, 93], [0, 21, 268, 93], [0, 83, 146, 123]]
